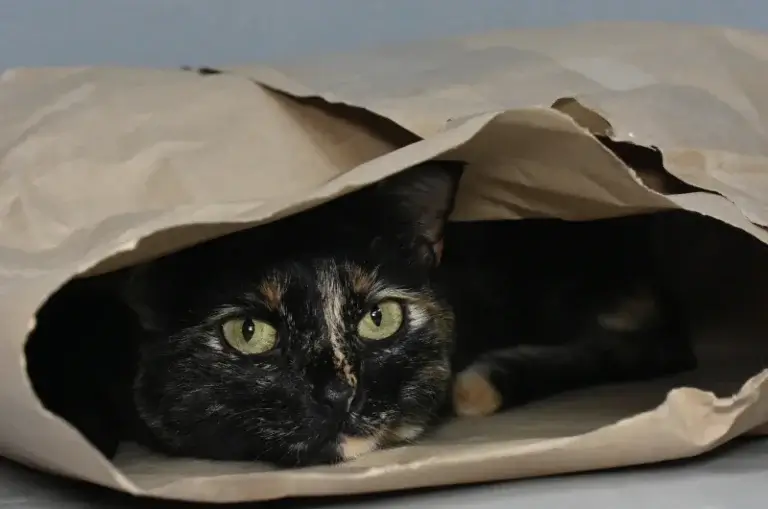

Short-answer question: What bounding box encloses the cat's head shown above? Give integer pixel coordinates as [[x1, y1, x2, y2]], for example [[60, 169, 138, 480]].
[[125, 161, 465, 467]]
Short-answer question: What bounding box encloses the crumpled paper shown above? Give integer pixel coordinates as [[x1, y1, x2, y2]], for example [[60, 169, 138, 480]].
[[0, 21, 767, 503]]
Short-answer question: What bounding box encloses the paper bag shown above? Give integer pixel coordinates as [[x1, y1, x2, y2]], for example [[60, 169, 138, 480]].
[[2, 22, 768, 503]]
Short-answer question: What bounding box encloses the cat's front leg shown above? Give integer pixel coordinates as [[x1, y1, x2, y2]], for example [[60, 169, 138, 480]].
[[451, 331, 696, 418], [452, 343, 590, 417]]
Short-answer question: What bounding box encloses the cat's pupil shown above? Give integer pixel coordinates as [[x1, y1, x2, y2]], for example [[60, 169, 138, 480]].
[[242, 319, 255, 341], [369, 307, 383, 327]]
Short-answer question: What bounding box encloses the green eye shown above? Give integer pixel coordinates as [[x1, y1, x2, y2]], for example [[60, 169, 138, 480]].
[[221, 317, 278, 355], [357, 300, 404, 341]]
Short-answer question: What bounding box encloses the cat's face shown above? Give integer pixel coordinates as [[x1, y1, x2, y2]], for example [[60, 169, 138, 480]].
[[126, 162, 464, 467]]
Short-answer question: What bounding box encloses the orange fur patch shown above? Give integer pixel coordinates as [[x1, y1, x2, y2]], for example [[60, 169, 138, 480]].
[[453, 368, 502, 417], [259, 279, 284, 311], [348, 264, 376, 294]]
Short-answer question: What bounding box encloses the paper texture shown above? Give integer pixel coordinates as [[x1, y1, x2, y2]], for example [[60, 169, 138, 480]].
[[1, 21, 768, 503]]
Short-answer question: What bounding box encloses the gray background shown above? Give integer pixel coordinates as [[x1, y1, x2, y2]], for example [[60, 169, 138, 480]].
[[0, 0, 762, 69], [1, 0, 767, 507]]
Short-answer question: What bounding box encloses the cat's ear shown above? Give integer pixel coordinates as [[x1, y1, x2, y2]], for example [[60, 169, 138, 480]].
[[373, 160, 466, 262], [118, 262, 173, 333]]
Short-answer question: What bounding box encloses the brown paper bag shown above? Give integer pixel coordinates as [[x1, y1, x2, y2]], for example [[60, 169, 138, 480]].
[[2, 22, 768, 503]]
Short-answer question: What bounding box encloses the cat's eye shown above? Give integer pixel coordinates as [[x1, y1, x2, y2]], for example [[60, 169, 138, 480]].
[[357, 300, 404, 341], [221, 317, 278, 355]]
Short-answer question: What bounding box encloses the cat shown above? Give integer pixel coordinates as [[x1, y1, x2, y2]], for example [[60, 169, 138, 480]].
[[25, 160, 696, 468]]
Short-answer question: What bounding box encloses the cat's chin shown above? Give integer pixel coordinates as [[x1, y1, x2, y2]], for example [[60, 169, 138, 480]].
[[337, 433, 381, 462], [298, 427, 409, 466], [333, 421, 429, 463], [267, 435, 378, 468]]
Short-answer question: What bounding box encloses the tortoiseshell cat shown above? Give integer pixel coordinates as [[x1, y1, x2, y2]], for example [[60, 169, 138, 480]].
[[26, 161, 695, 468]]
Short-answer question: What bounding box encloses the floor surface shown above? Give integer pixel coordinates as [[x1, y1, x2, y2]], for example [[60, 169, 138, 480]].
[[0, 436, 765, 508]]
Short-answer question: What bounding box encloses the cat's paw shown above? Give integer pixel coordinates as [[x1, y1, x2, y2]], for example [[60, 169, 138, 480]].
[[452, 368, 502, 417]]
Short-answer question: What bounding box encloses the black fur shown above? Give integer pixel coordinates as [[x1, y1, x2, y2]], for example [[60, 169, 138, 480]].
[[25, 161, 695, 468], [443, 216, 695, 416]]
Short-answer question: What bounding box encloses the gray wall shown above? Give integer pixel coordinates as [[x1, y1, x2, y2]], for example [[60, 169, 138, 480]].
[[0, 0, 763, 68]]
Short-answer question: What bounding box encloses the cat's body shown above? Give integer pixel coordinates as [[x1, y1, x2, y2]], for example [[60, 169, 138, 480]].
[[26, 161, 695, 468], [443, 216, 694, 417]]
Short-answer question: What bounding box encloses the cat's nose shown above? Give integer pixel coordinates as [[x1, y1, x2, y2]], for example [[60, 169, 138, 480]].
[[317, 378, 355, 413]]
